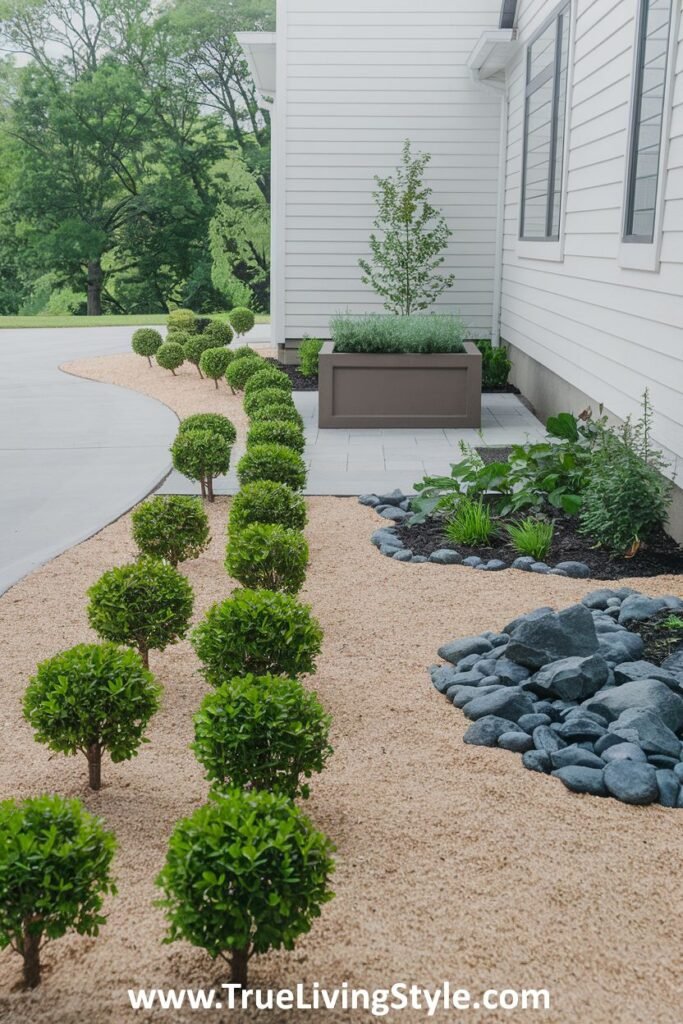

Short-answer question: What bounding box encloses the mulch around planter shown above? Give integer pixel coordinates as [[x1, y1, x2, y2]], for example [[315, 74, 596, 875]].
[[266, 357, 319, 391]]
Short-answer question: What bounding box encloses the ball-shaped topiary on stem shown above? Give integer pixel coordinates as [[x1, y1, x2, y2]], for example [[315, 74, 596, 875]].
[[202, 320, 234, 346], [243, 367, 293, 400], [171, 429, 233, 502], [199, 347, 234, 387], [24, 643, 161, 790], [167, 308, 197, 333], [237, 444, 307, 492], [249, 403, 305, 430], [184, 335, 218, 378], [156, 341, 185, 375], [192, 588, 323, 683], [132, 328, 163, 367], [191, 674, 332, 797], [244, 386, 295, 418], [228, 307, 256, 337], [156, 787, 335, 987], [132, 495, 210, 566], [0, 794, 116, 989], [226, 355, 265, 393], [87, 557, 194, 668], [225, 523, 309, 594], [232, 346, 260, 361], [178, 413, 237, 447], [228, 481, 308, 535], [247, 420, 305, 455]]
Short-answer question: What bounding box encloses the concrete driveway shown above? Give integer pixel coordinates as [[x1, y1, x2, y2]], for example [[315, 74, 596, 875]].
[[0, 327, 178, 594]]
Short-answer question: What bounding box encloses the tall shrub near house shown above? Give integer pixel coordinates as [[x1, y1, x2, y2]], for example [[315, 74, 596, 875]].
[[359, 140, 455, 314]]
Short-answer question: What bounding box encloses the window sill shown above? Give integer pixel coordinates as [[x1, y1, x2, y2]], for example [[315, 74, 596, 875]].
[[618, 242, 661, 273], [516, 239, 565, 262]]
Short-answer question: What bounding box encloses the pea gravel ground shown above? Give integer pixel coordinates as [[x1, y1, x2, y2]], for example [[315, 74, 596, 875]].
[[0, 353, 681, 1024]]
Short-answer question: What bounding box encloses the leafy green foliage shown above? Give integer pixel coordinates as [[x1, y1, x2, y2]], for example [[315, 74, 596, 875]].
[[192, 588, 323, 683], [505, 518, 554, 561], [228, 307, 256, 336], [202, 320, 233, 346], [330, 313, 465, 354], [445, 497, 494, 547], [299, 338, 323, 377], [247, 420, 305, 454], [476, 340, 511, 389], [178, 413, 237, 447], [210, 160, 269, 311], [156, 787, 334, 985], [250, 403, 304, 429], [226, 524, 309, 594], [233, 345, 261, 360], [199, 346, 234, 386], [87, 557, 194, 666], [184, 334, 218, 376], [191, 674, 332, 797], [226, 354, 266, 392], [228, 481, 308, 535], [358, 140, 455, 314], [244, 387, 296, 418], [132, 495, 210, 565], [156, 342, 185, 374], [237, 444, 307, 491], [0, 794, 116, 988], [23, 643, 161, 790], [171, 429, 233, 500], [132, 328, 163, 365], [168, 309, 197, 333], [243, 367, 293, 398]]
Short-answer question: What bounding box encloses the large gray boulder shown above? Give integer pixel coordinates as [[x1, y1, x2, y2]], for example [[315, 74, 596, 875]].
[[585, 679, 683, 733], [662, 650, 683, 680], [449, 684, 501, 708], [553, 766, 607, 796], [607, 708, 682, 758], [505, 605, 599, 669], [550, 746, 605, 770], [462, 687, 535, 723], [527, 654, 610, 702], [598, 631, 644, 664], [462, 716, 524, 747], [438, 636, 493, 664], [618, 594, 683, 626], [614, 661, 683, 691], [603, 761, 659, 805], [503, 606, 554, 636]]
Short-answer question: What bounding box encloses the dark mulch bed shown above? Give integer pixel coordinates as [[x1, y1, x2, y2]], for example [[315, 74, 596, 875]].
[[627, 610, 683, 664], [266, 358, 318, 391]]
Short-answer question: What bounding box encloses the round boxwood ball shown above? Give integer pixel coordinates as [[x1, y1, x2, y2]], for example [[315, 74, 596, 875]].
[[232, 346, 260, 361], [156, 341, 185, 375], [184, 335, 217, 376], [177, 413, 237, 447], [226, 356, 266, 393], [249, 403, 305, 430], [228, 307, 256, 336], [229, 481, 308, 534], [191, 588, 323, 682], [247, 420, 305, 455], [202, 320, 234, 347], [226, 523, 309, 594], [132, 328, 163, 366], [171, 430, 232, 500], [167, 308, 197, 333], [132, 495, 210, 566], [237, 444, 307, 492], [244, 386, 295, 418], [244, 368, 293, 399], [199, 347, 234, 387]]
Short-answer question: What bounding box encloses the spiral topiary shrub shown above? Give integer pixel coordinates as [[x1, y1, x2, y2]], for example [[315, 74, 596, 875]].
[[199, 346, 234, 387], [228, 481, 308, 535], [24, 643, 161, 790], [156, 341, 185, 375], [132, 328, 163, 366], [167, 308, 197, 333], [244, 386, 295, 418], [202, 320, 234, 347], [228, 307, 256, 337], [177, 413, 237, 447], [132, 495, 210, 565], [171, 429, 233, 501], [226, 524, 309, 594], [237, 444, 307, 491], [250, 403, 305, 430], [0, 795, 116, 989], [192, 588, 323, 683], [184, 334, 217, 377], [243, 368, 293, 399], [247, 420, 305, 454], [87, 557, 194, 668], [226, 355, 265, 393], [191, 674, 332, 797], [156, 787, 335, 986]]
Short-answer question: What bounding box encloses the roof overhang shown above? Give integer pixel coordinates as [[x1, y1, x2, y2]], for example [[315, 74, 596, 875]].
[[467, 28, 518, 86], [236, 31, 277, 106], [500, 0, 518, 30]]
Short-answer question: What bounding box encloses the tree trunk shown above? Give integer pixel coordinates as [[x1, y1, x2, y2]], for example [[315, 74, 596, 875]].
[[200, 477, 207, 500], [21, 922, 41, 989], [86, 260, 103, 317], [231, 948, 249, 988], [207, 476, 215, 503], [139, 644, 149, 670], [87, 743, 102, 790], [214, 379, 219, 390], [147, 356, 152, 368]]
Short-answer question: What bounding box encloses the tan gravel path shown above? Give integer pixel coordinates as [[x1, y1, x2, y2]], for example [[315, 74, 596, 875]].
[[0, 353, 681, 1024]]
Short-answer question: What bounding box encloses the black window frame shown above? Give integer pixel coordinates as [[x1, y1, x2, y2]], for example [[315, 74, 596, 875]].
[[623, 0, 674, 244], [519, 1, 571, 242]]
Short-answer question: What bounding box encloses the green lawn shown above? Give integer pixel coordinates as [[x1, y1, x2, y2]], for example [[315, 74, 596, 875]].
[[0, 312, 270, 329]]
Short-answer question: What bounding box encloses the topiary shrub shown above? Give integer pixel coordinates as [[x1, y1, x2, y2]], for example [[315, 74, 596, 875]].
[[228, 307, 256, 337], [476, 339, 512, 389], [132, 495, 210, 565], [226, 355, 265, 393], [299, 338, 323, 378], [228, 481, 308, 535], [195, 316, 212, 334], [87, 557, 194, 668], [167, 308, 197, 333], [192, 588, 323, 683], [156, 341, 185, 375], [232, 346, 260, 361], [177, 413, 237, 447], [171, 429, 233, 501], [247, 420, 305, 454], [156, 787, 335, 986], [199, 347, 234, 387], [237, 444, 307, 491], [132, 328, 163, 367], [243, 367, 293, 399], [250, 403, 305, 430], [226, 524, 309, 594], [244, 386, 295, 418], [191, 674, 332, 797], [184, 334, 217, 378], [202, 320, 234, 347], [24, 643, 161, 790], [0, 795, 116, 989]]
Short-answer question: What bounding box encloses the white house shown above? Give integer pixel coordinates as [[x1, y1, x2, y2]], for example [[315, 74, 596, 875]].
[[239, 0, 683, 538]]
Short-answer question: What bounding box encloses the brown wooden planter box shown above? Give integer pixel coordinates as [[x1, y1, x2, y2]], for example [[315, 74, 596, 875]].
[[318, 341, 482, 429]]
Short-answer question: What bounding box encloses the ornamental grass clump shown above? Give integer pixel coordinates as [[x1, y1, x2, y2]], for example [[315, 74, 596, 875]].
[[171, 429, 233, 501], [132, 328, 163, 366], [247, 420, 305, 454], [132, 495, 210, 566], [243, 367, 293, 399], [0, 795, 116, 989], [24, 643, 161, 790], [299, 338, 323, 377], [226, 524, 309, 594], [199, 346, 234, 387], [87, 557, 194, 668], [249, 403, 305, 430], [156, 341, 185, 375], [156, 787, 334, 987], [445, 497, 494, 547], [191, 674, 332, 798], [192, 588, 323, 683], [228, 481, 308, 535], [237, 444, 307, 492], [226, 355, 265, 393], [505, 518, 554, 562], [228, 307, 256, 336], [177, 413, 237, 447], [330, 313, 465, 354]]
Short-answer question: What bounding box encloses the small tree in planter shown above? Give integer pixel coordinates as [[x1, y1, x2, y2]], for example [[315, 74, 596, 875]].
[[200, 347, 234, 388], [132, 495, 210, 566], [359, 139, 455, 314], [0, 795, 116, 989], [132, 328, 163, 367], [24, 643, 161, 790], [171, 429, 233, 501], [87, 557, 194, 668], [156, 787, 335, 987], [228, 307, 256, 337]]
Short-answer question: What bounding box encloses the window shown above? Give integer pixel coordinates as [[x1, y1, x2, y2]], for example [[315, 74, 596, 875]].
[[624, 0, 673, 242], [520, 4, 571, 241]]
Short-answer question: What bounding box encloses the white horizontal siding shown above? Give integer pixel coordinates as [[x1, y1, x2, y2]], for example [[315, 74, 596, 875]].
[[501, 0, 683, 476], [281, 0, 502, 339]]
